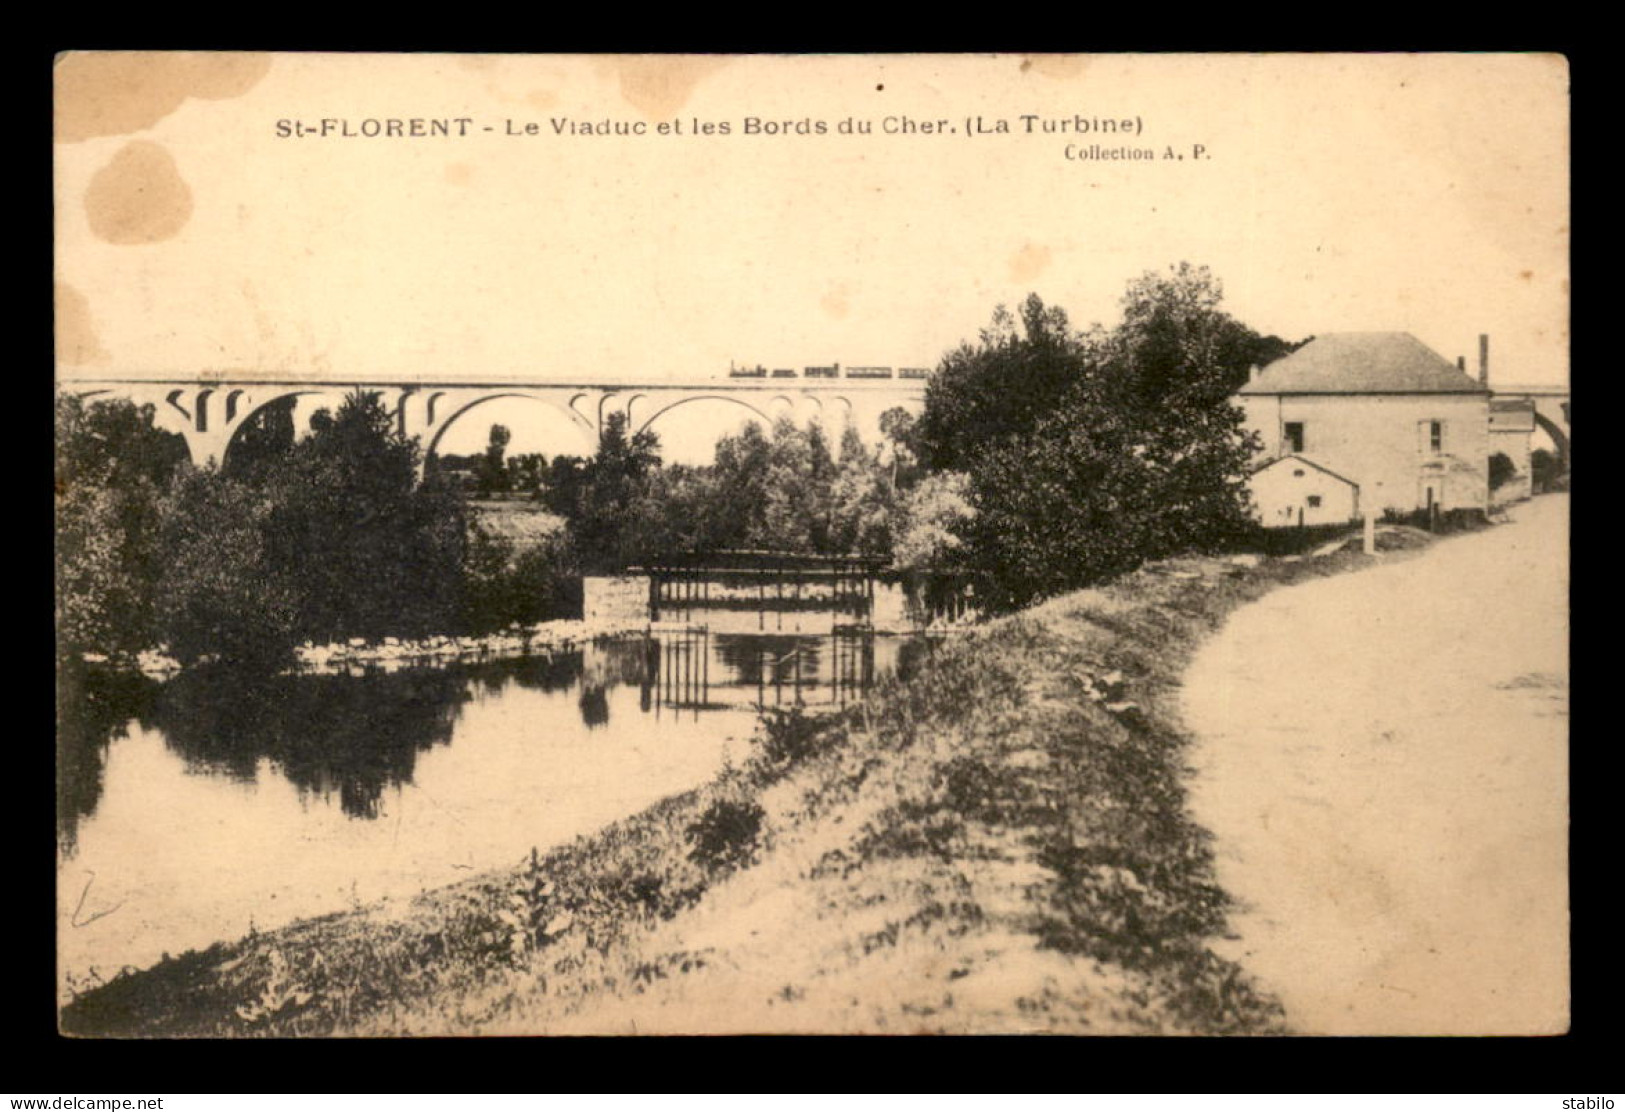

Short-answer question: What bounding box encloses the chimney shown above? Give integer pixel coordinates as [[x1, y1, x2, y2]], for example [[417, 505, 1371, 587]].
[[1457, 356, 1466, 371], [1248, 363, 1260, 384], [1478, 334, 1489, 386]]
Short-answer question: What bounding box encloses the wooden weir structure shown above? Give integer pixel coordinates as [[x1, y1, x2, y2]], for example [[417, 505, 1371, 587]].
[[634, 550, 890, 630], [629, 551, 891, 717]]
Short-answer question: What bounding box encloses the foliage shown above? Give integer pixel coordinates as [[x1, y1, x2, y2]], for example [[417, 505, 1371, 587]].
[[756, 705, 828, 768], [223, 396, 296, 482], [255, 390, 467, 643], [890, 471, 974, 572], [1530, 448, 1565, 492], [551, 412, 905, 571], [474, 424, 512, 498], [153, 390, 470, 664], [55, 396, 189, 658], [153, 467, 302, 668], [920, 267, 1283, 610], [458, 521, 580, 634], [685, 797, 765, 872], [913, 294, 1087, 473], [566, 413, 664, 573], [1488, 451, 1518, 491]]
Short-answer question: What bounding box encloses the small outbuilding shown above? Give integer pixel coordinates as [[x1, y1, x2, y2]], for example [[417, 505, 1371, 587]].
[[1248, 454, 1360, 528]]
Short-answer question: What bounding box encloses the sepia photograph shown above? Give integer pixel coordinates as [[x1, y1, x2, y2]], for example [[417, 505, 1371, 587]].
[[54, 51, 1569, 1037]]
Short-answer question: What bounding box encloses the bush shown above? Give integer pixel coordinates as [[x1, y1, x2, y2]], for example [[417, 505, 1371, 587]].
[[1379, 506, 1488, 534], [685, 798, 765, 872], [757, 706, 827, 767], [1489, 451, 1518, 491], [1241, 520, 1359, 557]]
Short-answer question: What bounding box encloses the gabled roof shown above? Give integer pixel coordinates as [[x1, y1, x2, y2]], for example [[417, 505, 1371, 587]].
[[1240, 332, 1491, 396], [1249, 453, 1360, 489]]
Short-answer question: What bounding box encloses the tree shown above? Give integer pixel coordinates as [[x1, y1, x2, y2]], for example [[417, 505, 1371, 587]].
[[891, 471, 974, 572], [913, 293, 1089, 472], [266, 390, 465, 641], [1489, 451, 1518, 491], [153, 467, 301, 668], [707, 420, 774, 550], [55, 396, 189, 659], [878, 406, 924, 493], [1530, 448, 1565, 493], [568, 412, 664, 572], [223, 396, 297, 482], [830, 424, 897, 556], [925, 269, 1271, 610], [475, 424, 513, 498]]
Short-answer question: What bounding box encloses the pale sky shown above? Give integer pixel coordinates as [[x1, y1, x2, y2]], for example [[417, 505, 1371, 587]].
[[55, 53, 1569, 460]]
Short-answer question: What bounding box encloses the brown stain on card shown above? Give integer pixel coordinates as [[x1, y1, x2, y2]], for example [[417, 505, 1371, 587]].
[[85, 141, 193, 244], [1008, 242, 1052, 284], [595, 55, 731, 120], [1018, 54, 1086, 80], [55, 281, 109, 366], [444, 162, 474, 186], [821, 284, 851, 320], [55, 51, 272, 142]]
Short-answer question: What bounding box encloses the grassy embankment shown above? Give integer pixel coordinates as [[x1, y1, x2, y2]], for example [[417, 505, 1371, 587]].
[[62, 531, 1434, 1037]]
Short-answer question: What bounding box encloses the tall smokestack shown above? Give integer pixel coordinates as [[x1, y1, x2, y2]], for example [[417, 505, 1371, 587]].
[[1478, 334, 1489, 386]]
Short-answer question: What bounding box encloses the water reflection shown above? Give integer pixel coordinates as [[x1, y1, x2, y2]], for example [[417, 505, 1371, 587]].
[[58, 629, 921, 846], [56, 662, 159, 857], [57, 627, 924, 984], [154, 666, 471, 820]]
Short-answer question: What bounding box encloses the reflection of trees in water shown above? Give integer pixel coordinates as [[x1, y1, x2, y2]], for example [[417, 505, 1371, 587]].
[[477, 652, 583, 696], [57, 661, 160, 856], [578, 685, 610, 728], [57, 636, 930, 839], [153, 666, 474, 819]]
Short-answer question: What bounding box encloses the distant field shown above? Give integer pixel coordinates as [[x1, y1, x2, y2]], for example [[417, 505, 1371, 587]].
[[468, 501, 567, 547]]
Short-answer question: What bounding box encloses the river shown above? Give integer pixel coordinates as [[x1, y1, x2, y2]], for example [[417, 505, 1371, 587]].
[[57, 625, 923, 996], [1182, 494, 1568, 1034]]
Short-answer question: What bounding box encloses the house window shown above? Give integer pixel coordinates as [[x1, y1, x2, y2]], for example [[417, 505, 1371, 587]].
[[1307, 495, 1322, 508], [1284, 422, 1305, 453], [1418, 419, 1447, 455]]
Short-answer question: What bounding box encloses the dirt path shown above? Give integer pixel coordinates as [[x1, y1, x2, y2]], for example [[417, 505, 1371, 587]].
[[1183, 495, 1569, 1034]]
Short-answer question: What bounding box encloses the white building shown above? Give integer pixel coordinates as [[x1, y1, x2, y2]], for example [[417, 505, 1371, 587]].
[[1248, 454, 1361, 528], [1238, 332, 1492, 525]]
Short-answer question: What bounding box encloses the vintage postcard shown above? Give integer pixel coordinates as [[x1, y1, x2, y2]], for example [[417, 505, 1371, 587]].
[[55, 52, 1569, 1036]]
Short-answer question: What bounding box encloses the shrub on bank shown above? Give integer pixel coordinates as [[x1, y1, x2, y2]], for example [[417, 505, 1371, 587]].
[[685, 798, 766, 872]]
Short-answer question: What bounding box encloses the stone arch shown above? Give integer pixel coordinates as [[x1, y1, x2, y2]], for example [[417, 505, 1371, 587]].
[[423, 392, 595, 460], [218, 388, 346, 471], [1531, 409, 1570, 470], [633, 393, 773, 438]]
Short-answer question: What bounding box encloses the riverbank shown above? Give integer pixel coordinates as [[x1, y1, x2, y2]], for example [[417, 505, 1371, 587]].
[[90, 609, 970, 684], [61, 526, 1447, 1036]]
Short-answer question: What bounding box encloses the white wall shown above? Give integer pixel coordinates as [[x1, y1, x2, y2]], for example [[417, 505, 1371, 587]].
[[1241, 393, 1490, 513], [1249, 459, 1360, 527]]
